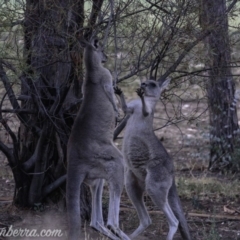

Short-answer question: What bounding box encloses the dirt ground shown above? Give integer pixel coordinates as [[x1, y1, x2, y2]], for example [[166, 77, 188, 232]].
[[1, 100, 240, 240], [0, 176, 240, 240]]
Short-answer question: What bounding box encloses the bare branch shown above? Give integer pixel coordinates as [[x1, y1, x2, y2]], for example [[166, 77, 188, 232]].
[[102, 1, 113, 47], [150, 14, 182, 79], [0, 141, 15, 166], [0, 62, 21, 114], [0, 87, 18, 146], [145, 0, 171, 14], [227, 0, 238, 13], [118, 65, 152, 82], [118, 5, 154, 21], [54, 132, 66, 177], [159, 30, 211, 81], [85, 0, 104, 39], [0, 20, 23, 28], [21, 128, 47, 171], [28, 125, 51, 205], [42, 174, 66, 198], [1, 60, 18, 75], [0, 62, 41, 135]]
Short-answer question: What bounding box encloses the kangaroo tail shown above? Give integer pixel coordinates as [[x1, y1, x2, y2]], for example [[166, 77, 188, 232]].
[[67, 167, 86, 240], [168, 179, 191, 240]]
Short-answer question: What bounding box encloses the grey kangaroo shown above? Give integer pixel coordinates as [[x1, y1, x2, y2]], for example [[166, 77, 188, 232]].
[[67, 38, 129, 240], [114, 78, 191, 240]]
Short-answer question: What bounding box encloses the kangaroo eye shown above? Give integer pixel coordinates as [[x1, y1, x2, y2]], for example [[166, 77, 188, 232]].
[[150, 82, 156, 87]]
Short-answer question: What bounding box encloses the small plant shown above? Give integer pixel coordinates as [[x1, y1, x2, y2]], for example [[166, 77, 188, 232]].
[[33, 203, 44, 212], [202, 219, 221, 240]]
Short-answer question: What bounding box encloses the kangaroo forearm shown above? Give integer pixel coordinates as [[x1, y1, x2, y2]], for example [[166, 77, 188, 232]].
[[141, 97, 149, 117], [104, 85, 118, 112]]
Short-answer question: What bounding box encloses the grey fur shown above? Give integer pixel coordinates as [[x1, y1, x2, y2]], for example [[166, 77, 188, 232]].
[[114, 79, 191, 240], [66, 38, 129, 240]]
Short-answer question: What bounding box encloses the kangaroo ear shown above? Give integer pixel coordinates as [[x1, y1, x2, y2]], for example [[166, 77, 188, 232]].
[[157, 77, 171, 91], [90, 38, 99, 49], [79, 38, 100, 49]]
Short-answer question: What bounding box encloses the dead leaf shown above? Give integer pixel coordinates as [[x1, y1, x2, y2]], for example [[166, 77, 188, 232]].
[[224, 205, 236, 214]]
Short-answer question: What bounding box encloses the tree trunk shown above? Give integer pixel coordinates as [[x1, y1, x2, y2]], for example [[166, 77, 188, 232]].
[[13, 0, 91, 219], [200, 0, 239, 171]]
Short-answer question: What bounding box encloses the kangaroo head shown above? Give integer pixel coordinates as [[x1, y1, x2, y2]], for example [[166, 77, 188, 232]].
[[79, 38, 107, 67], [140, 78, 171, 98]]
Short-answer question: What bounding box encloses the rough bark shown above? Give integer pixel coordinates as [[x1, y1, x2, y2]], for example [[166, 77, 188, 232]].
[[200, 0, 239, 171]]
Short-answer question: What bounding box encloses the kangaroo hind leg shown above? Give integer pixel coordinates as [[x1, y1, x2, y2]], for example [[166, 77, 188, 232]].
[[125, 169, 151, 239], [88, 178, 121, 240], [146, 169, 178, 240], [105, 158, 130, 240], [89, 179, 104, 230]]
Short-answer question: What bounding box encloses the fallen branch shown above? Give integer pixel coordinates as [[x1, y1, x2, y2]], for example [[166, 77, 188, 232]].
[[187, 212, 240, 221], [0, 196, 13, 202], [1, 109, 36, 114], [120, 207, 240, 221]]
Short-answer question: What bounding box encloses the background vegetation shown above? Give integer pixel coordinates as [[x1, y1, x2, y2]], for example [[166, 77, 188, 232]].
[[0, 0, 240, 239]]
